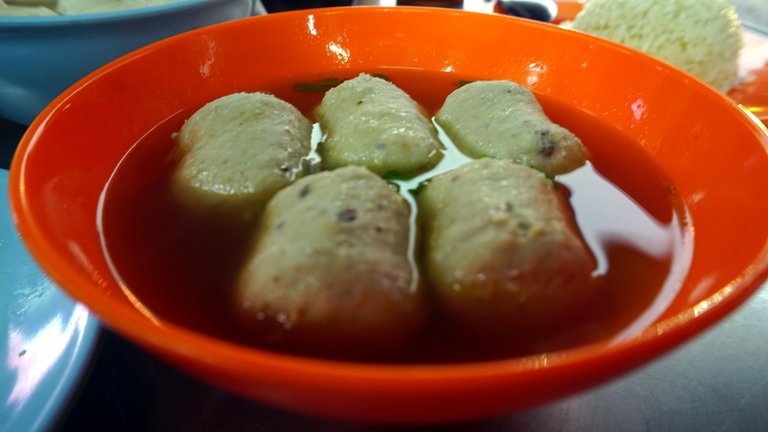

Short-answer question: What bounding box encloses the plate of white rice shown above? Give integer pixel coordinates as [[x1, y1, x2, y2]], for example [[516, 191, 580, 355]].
[[559, 0, 768, 124]]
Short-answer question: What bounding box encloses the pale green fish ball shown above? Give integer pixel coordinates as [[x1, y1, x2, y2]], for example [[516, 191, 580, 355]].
[[436, 80, 588, 176], [316, 73, 443, 177], [238, 166, 422, 355], [418, 158, 595, 333]]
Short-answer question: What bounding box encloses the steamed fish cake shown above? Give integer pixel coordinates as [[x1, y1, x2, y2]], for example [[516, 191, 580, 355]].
[[2, 0, 55, 15], [58, 0, 178, 14], [316, 73, 443, 177], [1, 0, 181, 15], [173, 92, 312, 211], [418, 158, 595, 333], [0, 4, 56, 15], [238, 166, 422, 355], [436, 80, 588, 176]]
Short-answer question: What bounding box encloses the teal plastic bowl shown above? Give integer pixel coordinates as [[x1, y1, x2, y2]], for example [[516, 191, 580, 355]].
[[0, 0, 255, 125]]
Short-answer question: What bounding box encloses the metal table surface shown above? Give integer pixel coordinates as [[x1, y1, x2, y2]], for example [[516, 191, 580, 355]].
[[2, 1, 768, 430]]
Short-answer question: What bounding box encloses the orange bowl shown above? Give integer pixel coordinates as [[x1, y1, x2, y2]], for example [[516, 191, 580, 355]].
[[9, 7, 768, 423]]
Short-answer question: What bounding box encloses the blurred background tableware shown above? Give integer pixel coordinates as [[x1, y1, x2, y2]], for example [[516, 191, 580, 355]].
[[2, 1, 768, 429], [0, 0, 258, 126], [730, 0, 768, 31], [0, 168, 101, 432], [497, 0, 557, 22], [8, 5, 768, 424]]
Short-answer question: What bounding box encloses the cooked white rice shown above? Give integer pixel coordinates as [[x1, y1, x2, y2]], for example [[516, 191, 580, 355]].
[[565, 0, 744, 92]]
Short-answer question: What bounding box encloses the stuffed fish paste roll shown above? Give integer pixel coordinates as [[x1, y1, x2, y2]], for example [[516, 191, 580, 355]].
[[57, 0, 177, 14], [173, 92, 312, 212], [237, 166, 422, 356], [417, 158, 595, 333], [435, 80, 588, 176], [316, 73, 443, 177]]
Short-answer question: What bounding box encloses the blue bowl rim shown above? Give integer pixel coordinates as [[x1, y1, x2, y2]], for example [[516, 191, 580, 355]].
[[0, 0, 244, 27]]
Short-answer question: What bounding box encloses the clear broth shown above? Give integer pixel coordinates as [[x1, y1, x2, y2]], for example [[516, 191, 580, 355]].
[[99, 70, 691, 363]]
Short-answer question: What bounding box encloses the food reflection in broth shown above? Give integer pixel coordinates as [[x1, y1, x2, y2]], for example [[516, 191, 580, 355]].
[[98, 70, 692, 363]]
